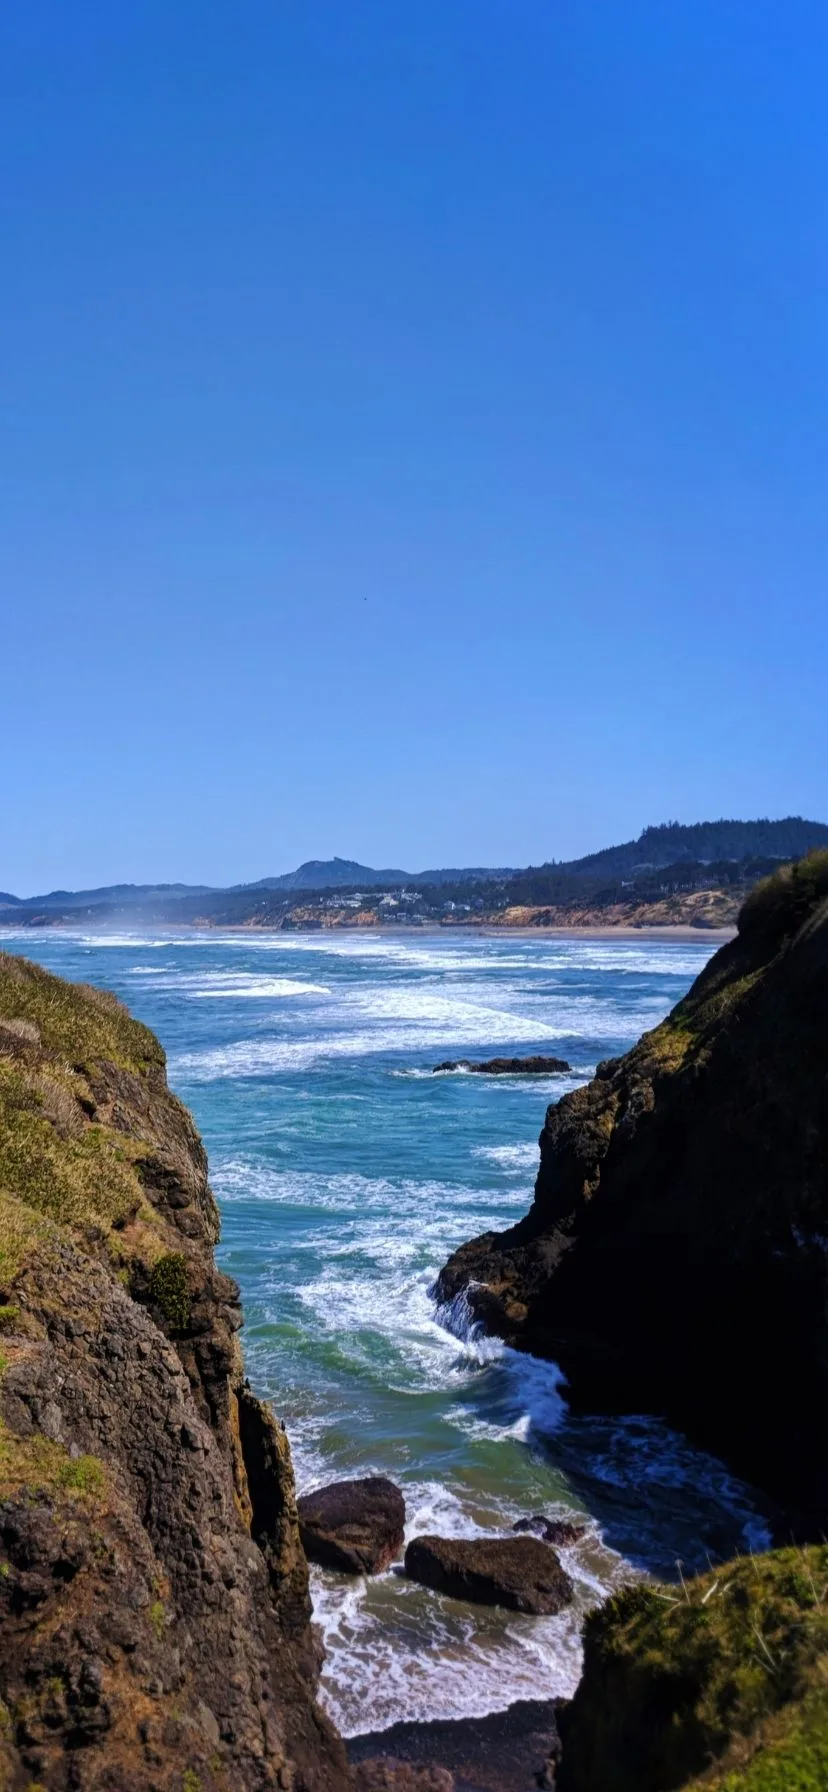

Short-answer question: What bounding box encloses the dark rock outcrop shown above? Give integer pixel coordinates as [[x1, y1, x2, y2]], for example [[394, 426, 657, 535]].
[[404, 1534, 573, 1615], [432, 1056, 571, 1075], [0, 952, 348, 1790], [298, 1475, 405, 1575], [436, 855, 828, 1524]]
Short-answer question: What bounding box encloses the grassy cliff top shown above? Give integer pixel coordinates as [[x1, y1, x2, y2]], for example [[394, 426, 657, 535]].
[[0, 951, 164, 1074], [0, 954, 179, 1285], [559, 1546, 828, 1791]]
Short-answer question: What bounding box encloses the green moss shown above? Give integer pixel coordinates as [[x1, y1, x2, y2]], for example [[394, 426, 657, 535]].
[[59, 1453, 106, 1495], [149, 1252, 191, 1331], [0, 951, 164, 1074], [149, 1598, 166, 1640], [0, 1190, 50, 1292], [182, 1772, 202, 1792], [708, 1693, 828, 1788], [0, 1304, 20, 1332], [0, 1420, 106, 1503], [739, 851, 828, 943], [0, 1058, 143, 1234], [560, 1548, 828, 1792]]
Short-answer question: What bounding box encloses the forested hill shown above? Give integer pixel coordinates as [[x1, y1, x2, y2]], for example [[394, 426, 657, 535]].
[[554, 816, 828, 879], [3, 818, 828, 931]]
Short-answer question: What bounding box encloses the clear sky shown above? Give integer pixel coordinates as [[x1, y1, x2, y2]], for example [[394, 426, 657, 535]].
[[2, 2, 826, 893]]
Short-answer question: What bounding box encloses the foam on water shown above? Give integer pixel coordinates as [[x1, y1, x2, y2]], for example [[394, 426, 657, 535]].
[[473, 1141, 539, 1172], [7, 923, 770, 1736]]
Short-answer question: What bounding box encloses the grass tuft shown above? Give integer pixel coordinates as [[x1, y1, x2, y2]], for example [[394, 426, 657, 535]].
[[0, 1420, 106, 1503], [0, 952, 164, 1074], [149, 1252, 191, 1331]]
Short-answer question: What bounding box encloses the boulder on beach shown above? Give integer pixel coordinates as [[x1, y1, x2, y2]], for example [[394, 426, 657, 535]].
[[298, 1475, 406, 1575], [513, 1514, 586, 1546], [404, 1534, 573, 1615], [432, 1055, 572, 1075]]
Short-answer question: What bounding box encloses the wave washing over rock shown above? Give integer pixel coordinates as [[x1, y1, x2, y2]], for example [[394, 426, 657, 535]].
[[2, 909, 814, 1791]]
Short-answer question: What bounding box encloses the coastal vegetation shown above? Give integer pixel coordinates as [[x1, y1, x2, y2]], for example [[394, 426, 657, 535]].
[[0, 951, 348, 1790], [2, 817, 826, 934]]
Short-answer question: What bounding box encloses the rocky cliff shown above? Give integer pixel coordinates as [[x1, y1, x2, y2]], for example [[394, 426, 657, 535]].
[[437, 852, 828, 1525], [0, 951, 348, 1791]]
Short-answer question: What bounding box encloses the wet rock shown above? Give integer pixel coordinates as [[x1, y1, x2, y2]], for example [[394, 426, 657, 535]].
[[512, 1515, 586, 1546], [432, 1056, 571, 1076], [298, 1476, 406, 1575], [348, 1698, 561, 1792], [353, 1760, 454, 1791], [404, 1535, 573, 1615]]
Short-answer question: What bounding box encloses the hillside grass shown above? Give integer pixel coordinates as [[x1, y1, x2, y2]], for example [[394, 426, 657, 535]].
[[0, 952, 164, 1074], [560, 1547, 828, 1792], [738, 851, 828, 943], [0, 1058, 144, 1242]]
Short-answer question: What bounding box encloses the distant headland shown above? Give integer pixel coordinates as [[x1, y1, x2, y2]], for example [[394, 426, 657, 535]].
[[3, 817, 828, 933]]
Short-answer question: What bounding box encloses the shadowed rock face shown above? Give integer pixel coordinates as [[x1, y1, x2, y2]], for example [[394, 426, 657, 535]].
[[436, 859, 828, 1527], [298, 1476, 406, 1575], [404, 1534, 573, 1615], [0, 952, 348, 1790]]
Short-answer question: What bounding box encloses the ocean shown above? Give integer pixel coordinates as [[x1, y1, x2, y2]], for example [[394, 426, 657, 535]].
[[1, 925, 768, 1735]]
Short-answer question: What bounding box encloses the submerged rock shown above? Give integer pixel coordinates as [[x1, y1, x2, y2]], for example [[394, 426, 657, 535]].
[[298, 1475, 406, 1574], [404, 1534, 573, 1614], [432, 1055, 571, 1075], [512, 1514, 586, 1546]]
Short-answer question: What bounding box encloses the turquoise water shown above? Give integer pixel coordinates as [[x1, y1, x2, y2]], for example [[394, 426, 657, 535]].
[[2, 926, 768, 1733]]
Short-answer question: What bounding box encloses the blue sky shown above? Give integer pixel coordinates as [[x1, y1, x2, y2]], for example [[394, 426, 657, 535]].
[[2, 2, 826, 892]]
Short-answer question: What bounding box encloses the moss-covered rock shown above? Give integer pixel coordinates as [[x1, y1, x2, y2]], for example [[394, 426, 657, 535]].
[[0, 951, 347, 1791], [558, 1548, 828, 1792], [149, 1249, 191, 1331]]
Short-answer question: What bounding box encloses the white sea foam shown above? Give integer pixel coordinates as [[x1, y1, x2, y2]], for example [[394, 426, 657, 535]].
[[310, 1473, 617, 1735], [13, 922, 761, 1738], [473, 1142, 539, 1173]]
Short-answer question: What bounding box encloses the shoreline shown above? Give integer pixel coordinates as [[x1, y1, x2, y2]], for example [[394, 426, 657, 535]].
[[0, 920, 738, 943], [347, 1699, 559, 1792], [229, 921, 738, 943]]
